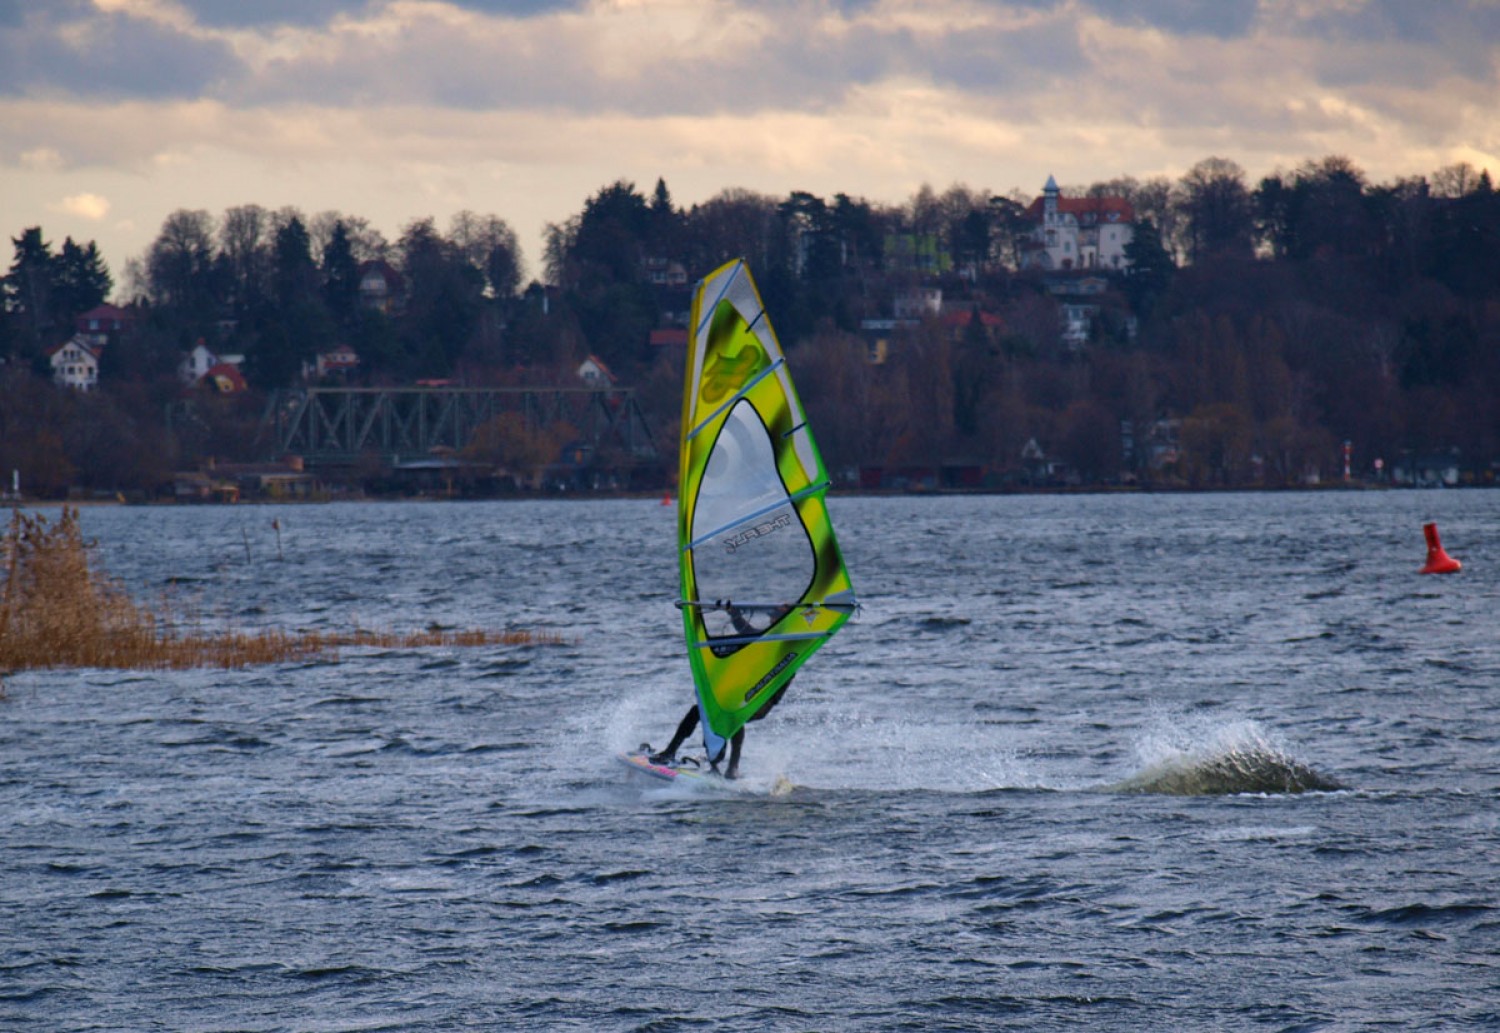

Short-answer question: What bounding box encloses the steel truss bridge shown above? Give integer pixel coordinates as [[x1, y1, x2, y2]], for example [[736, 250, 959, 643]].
[[264, 386, 657, 467]]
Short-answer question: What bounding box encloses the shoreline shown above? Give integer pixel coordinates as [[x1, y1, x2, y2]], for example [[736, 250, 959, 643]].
[[9, 480, 1494, 508]]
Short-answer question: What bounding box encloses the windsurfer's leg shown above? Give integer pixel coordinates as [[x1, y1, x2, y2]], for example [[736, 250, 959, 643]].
[[724, 728, 745, 779], [650, 706, 698, 764]]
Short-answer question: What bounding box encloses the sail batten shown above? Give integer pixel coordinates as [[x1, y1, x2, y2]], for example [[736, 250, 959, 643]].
[[683, 479, 831, 552], [694, 631, 832, 648], [677, 259, 856, 758]]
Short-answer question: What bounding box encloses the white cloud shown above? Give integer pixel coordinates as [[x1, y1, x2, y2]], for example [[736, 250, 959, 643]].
[[55, 192, 111, 220]]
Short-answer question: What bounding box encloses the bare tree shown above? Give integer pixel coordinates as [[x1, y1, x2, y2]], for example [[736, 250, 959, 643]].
[[1430, 162, 1482, 198], [308, 211, 389, 263], [1177, 157, 1256, 262], [144, 209, 215, 309], [219, 204, 271, 309]]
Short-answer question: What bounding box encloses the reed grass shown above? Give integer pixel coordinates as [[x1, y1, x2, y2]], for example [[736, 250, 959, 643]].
[[0, 507, 561, 675]]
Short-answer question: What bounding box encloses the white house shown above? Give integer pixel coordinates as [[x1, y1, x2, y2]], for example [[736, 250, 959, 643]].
[[576, 355, 616, 386], [315, 343, 360, 378], [48, 335, 103, 391], [179, 342, 220, 384], [1022, 176, 1135, 272]]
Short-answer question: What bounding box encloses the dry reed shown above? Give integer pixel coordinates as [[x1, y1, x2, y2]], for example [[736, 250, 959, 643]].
[[0, 507, 561, 674]]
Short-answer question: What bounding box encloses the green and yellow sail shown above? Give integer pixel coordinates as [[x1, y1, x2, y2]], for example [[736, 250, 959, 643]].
[[677, 259, 856, 762]]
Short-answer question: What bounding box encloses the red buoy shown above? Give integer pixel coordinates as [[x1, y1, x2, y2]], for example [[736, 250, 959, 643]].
[[1419, 522, 1461, 574]]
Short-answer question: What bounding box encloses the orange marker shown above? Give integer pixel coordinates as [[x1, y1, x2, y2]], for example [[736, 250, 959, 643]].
[[1419, 522, 1461, 574]]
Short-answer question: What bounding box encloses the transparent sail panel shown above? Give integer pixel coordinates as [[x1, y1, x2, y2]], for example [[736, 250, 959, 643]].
[[690, 400, 811, 641]]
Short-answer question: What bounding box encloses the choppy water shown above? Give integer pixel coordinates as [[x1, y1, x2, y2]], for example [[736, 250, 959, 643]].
[[3, 492, 1498, 1031]]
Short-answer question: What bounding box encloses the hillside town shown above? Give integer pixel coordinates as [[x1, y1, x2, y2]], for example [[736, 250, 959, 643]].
[[4, 156, 1499, 501]]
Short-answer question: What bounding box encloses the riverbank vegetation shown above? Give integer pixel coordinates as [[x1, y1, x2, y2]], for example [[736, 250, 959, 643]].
[[4, 153, 1498, 493], [0, 508, 558, 675]]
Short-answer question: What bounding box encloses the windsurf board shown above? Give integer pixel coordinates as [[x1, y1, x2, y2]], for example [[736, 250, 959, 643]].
[[616, 751, 720, 783]]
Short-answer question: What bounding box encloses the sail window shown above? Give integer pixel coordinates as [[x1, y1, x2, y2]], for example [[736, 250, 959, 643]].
[[690, 399, 813, 643]]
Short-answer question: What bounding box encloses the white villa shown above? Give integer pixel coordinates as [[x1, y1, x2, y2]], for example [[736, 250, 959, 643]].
[[1022, 176, 1135, 272]]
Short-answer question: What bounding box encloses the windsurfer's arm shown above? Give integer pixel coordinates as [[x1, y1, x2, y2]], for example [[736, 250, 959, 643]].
[[725, 602, 755, 636]]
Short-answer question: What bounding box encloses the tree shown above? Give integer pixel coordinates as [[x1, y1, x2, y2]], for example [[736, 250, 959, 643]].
[[6, 227, 56, 356], [463, 411, 578, 488], [1264, 156, 1376, 260], [1057, 399, 1120, 483], [321, 219, 360, 326], [1181, 402, 1253, 486], [396, 217, 483, 376], [647, 176, 682, 258], [52, 238, 112, 318], [272, 216, 318, 309], [953, 210, 990, 279], [145, 209, 217, 317], [572, 180, 651, 286], [448, 210, 522, 297], [1177, 157, 1255, 262], [1122, 219, 1175, 318], [682, 188, 782, 274], [219, 204, 271, 313]]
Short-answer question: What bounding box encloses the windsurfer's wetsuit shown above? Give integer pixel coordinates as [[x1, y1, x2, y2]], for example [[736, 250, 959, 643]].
[[649, 602, 790, 779], [650, 678, 791, 779]]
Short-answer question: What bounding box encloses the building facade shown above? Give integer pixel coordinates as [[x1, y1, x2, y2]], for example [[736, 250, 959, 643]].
[[1022, 176, 1135, 272]]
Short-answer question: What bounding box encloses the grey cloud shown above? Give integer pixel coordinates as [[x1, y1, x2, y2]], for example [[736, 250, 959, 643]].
[[1277, 0, 1500, 80], [239, 2, 1097, 117], [183, 1, 363, 28], [0, 6, 241, 100], [1084, 0, 1258, 39], [4, 0, 1495, 131]]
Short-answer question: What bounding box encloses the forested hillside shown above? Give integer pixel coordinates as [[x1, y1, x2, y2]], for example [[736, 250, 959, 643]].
[[3, 155, 1498, 496]]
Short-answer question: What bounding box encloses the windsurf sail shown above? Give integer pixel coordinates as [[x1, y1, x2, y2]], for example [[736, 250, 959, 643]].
[[678, 259, 856, 763]]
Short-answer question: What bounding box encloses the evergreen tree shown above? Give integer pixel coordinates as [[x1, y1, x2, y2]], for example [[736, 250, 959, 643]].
[[397, 217, 483, 376], [272, 216, 318, 309], [321, 219, 360, 326], [6, 227, 56, 356], [573, 180, 651, 286], [53, 238, 112, 317], [1122, 219, 1175, 318]]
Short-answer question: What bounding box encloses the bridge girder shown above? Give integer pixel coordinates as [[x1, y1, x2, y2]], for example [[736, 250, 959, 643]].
[[265, 386, 658, 466]]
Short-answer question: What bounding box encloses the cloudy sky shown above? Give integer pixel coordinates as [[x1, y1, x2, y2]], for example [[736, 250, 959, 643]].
[[4, 0, 1498, 286]]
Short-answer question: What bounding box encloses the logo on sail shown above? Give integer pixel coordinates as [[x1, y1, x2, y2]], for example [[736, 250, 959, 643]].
[[723, 512, 792, 553], [700, 307, 767, 405], [744, 651, 798, 703]]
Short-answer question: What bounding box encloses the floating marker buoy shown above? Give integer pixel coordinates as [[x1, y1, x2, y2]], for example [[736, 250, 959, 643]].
[[1419, 522, 1461, 574]]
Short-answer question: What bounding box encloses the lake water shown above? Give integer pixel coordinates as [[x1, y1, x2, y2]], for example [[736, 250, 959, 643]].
[[3, 492, 1498, 1031]]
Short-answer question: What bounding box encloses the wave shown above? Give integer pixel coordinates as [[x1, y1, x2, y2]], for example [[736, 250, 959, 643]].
[[1106, 718, 1345, 796]]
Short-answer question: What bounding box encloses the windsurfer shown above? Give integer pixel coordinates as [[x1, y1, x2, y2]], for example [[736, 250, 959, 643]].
[[649, 602, 791, 779]]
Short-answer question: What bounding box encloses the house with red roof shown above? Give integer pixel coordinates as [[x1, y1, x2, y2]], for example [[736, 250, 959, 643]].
[[358, 260, 406, 315], [74, 303, 137, 346], [577, 354, 616, 387], [204, 362, 248, 394], [649, 327, 688, 350], [942, 307, 1006, 345], [1021, 176, 1135, 272], [314, 343, 360, 379]]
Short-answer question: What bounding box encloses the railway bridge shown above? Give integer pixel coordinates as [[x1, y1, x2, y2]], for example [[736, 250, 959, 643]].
[[263, 385, 657, 469]]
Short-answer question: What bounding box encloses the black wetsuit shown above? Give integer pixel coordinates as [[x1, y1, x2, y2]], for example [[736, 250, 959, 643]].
[[650, 603, 792, 777], [651, 678, 791, 777]]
